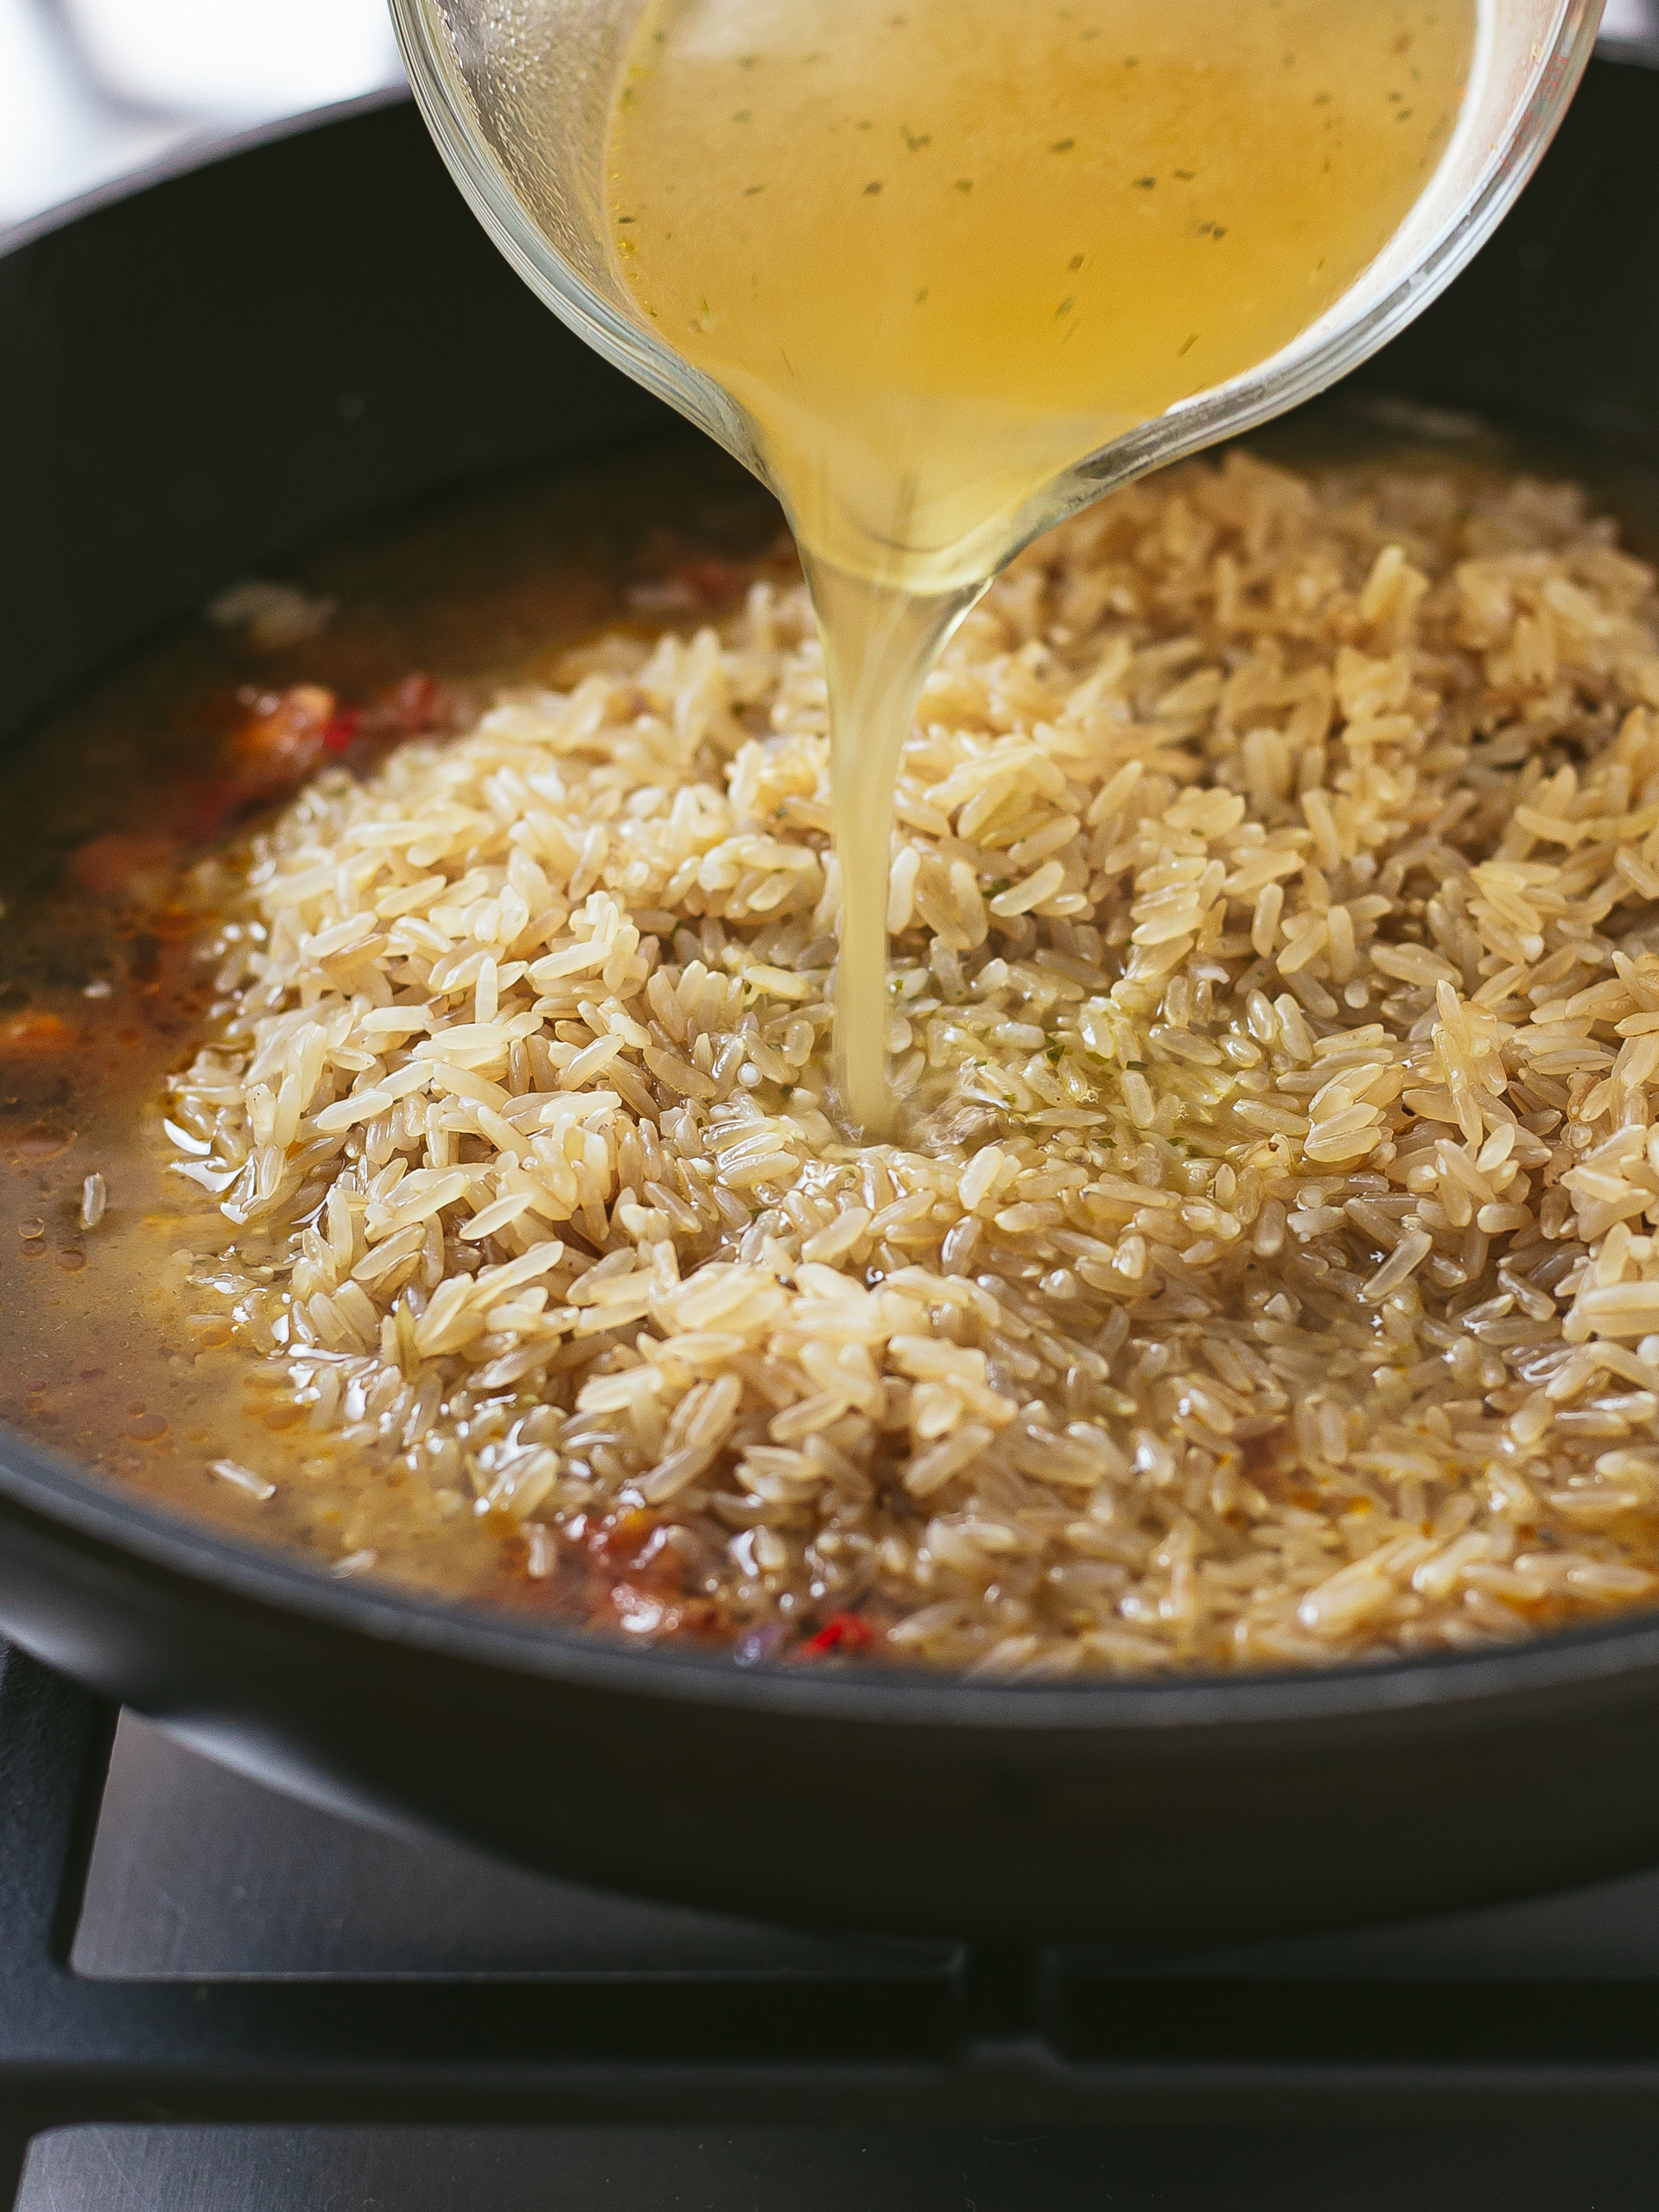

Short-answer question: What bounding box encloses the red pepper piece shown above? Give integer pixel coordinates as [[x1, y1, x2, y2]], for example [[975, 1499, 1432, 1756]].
[[799, 1611, 876, 1657], [322, 706, 361, 753]]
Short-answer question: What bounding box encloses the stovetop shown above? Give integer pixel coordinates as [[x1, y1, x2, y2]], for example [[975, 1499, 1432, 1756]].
[[5, 1643, 1659, 2210]]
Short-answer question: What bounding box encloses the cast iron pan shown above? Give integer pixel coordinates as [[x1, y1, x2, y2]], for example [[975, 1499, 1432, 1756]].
[[2, 60, 1658, 1943]]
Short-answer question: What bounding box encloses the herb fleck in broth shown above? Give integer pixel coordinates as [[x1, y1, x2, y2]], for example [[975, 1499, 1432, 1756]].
[[9, 423, 1659, 1677]]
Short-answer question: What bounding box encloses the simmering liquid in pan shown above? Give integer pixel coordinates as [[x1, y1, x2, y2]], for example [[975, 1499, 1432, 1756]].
[[604, 0, 1476, 1130]]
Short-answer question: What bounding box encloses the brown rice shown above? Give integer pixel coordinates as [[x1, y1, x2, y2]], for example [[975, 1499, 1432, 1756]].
[[164, 449, 1659, 1674]]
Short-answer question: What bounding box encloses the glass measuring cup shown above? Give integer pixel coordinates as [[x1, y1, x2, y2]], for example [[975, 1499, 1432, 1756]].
[[389, 0, 1604, 1132], [391, 0, 1602, 554]]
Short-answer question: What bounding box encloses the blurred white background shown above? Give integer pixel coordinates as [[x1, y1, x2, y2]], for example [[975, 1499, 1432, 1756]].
[[0, 0, 1654, 237], [1602, 0, 1659, 52], [0, 0, 404, 232]]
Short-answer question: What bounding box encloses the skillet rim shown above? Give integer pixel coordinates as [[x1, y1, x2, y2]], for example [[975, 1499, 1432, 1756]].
[[0, 85, 414, 258], [7, 81, 1659, 1743], [8, 1412, 1659, 1732]]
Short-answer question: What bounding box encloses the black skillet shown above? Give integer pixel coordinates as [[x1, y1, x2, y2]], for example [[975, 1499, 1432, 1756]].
[[1, 56, 1658, 1944]]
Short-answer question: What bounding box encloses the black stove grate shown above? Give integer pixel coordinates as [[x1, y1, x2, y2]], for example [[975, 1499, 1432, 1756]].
[[8, 1643, 1659, 2207]]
